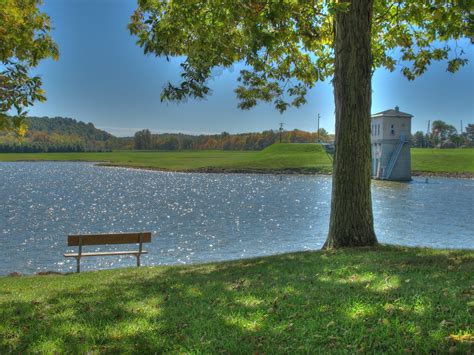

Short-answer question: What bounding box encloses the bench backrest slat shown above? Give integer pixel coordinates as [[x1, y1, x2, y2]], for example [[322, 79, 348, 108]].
[[68, 232, 152, 246]]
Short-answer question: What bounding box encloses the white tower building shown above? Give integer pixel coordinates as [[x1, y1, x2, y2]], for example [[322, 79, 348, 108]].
[[371, 106, 413, 181]]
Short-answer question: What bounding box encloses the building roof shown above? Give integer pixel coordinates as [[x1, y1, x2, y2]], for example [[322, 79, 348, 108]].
[[371, 106, 413, 118]]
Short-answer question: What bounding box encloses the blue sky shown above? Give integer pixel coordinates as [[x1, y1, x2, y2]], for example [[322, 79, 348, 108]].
[[28, 0, 474, 137]]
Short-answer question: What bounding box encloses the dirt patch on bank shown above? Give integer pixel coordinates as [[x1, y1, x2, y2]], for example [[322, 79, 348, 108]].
[[412, 171, 474, 179], [99, 163, 472, 178]]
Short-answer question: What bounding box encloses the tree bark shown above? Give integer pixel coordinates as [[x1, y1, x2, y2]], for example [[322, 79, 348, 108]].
[[323, 0, 377, 249]]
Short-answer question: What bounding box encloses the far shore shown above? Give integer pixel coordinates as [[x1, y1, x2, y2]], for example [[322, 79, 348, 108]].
[[2, 159, 473, 179], [0, 144, 473, 178], [99, 163, 474, 179], [411, 170, 474, 179]]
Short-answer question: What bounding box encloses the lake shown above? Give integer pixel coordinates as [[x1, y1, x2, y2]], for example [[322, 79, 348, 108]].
[[0, 162, 472, 275]]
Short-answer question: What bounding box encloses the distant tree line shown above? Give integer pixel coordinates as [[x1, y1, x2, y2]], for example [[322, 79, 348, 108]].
[[0, 114, 334, 152], [0, 142, 86, 153], [131, 128, 332, 151], [25, 116, 114, 141], [411, 121, 474, 148], [3, 115, 472, 153], [0, 116, 117, 152]]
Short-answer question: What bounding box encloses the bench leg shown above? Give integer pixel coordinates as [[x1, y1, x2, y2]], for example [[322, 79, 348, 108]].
[[136, 254, 141, 267], [76, 257, 81, 273]]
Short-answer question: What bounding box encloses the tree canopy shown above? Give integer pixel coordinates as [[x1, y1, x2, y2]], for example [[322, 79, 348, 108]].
[[129, 0, 472, 249], [432, 119, 457, 138], [129, 0, 472, 111], [0, 0, 58, 136], [0, 115, 117, 152]]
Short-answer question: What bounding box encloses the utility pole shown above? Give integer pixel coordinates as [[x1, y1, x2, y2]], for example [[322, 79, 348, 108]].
[[460, 120, 463, 134], [426, 120, 431, 148], [317, 113, 320, 142], [279, 122, 284, 143]]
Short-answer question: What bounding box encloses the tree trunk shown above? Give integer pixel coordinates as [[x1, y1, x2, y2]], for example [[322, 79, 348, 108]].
[[323, 0, 377, 249]]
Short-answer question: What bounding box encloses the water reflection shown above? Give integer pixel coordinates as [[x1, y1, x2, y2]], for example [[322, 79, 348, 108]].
[[0, 162, 472, 274]]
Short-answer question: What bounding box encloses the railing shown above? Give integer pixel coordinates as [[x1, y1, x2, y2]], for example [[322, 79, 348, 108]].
[[383, 135, 407, 180]]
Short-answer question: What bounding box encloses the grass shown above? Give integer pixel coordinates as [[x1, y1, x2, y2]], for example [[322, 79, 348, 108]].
[[0, 144, 472, 175], [0, 144, 332, 174], [411, 148, 474, 174], [1, 245, 473, 353]]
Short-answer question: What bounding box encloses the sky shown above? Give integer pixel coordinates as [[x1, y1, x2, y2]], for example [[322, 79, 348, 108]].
[[27, 0, 474, 137]]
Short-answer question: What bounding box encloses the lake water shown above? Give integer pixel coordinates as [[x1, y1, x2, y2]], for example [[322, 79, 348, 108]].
[[0, 162, 472, 275]]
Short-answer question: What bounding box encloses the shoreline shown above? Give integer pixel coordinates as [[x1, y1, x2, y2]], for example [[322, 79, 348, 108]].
[[1, 159, 473, 178], [98, 163, 332, 176], [3, 244, 474, 277], [96, 163, 474, 179], [4, 243, 474, 277], [411, 170, 474, 179]]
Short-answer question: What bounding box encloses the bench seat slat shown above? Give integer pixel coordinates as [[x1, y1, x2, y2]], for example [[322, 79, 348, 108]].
[[64, 251, 148, 257], [68, 232, 152, 246]]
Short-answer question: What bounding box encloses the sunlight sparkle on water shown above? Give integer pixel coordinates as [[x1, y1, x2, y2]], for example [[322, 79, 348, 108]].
[[0, 162, 472, 274]]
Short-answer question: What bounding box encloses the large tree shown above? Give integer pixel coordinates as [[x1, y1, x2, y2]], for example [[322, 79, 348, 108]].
[[432, 120, 457, 139], [129, 0, 471, 248], [134, 128, 153, 150], [467, 123, 474, 144], [0, 0, 58, 137]]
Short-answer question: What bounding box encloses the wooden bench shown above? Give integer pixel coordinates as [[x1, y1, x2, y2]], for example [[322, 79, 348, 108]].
[[64, 232, 152, 273]]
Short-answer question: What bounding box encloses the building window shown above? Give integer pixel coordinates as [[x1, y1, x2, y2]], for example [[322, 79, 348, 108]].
[[391, 124, 395, 135]]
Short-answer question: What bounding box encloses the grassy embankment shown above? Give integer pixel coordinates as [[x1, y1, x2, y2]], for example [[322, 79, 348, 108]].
[[411, 148, 474, 175], [1, 245, 473, 353], [0, 144, 473, 175]]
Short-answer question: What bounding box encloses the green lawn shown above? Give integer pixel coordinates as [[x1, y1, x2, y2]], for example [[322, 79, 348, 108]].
[[0, 143, 333, 173], [1, 245, 472, 353], [411, 148, 474, 174], [0, 144, 472, 175], [0, 149, 256, 170]]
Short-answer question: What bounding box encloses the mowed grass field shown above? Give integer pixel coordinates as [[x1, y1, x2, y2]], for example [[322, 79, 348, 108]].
[[411, 148, 474, 174], [0, 144, 332, 173], [1, 246, 473, 353], [0, 144, 472, 175]]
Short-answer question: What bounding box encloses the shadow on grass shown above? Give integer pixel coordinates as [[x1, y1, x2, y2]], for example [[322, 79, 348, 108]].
[[1, 245, 473, 353]]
